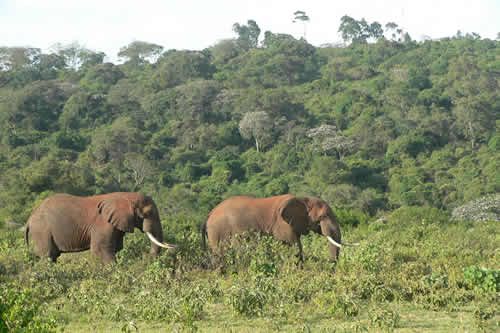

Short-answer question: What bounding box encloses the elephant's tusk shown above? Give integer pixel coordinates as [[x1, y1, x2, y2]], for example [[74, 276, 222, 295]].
[[326, 235, 342, 248], [343, 242, 360, 247], [146, 232, 177, 249]]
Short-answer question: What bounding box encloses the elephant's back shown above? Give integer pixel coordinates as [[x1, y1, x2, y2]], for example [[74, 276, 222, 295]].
[[208, 196, 258, 218], [27, 193, 88, 226], [208, 194, 294, 218]]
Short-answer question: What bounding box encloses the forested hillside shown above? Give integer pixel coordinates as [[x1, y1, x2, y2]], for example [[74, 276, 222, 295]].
[[0, 19, 498, 225], [1, 17, 499, 332]]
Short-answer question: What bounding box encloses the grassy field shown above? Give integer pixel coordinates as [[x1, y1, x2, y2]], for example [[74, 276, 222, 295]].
[[1, 206, 498, 332]]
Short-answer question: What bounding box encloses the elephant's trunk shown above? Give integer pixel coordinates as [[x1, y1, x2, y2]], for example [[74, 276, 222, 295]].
[[143, 217, 163, 256], [142, 205, 176, 255], [320, 217, 342, 261]]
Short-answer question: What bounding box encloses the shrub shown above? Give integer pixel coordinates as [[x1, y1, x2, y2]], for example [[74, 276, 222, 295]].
[[369, 307, 400, 331], [333, 295, 360, 318], [473, 302, 496, 332], [451, 194, 500, 222], [229, 284, 267, 317], [173, 286, 206, 330], [389, 206, 449, 225], [463, 266, 500, 293], [0, 283, 57, 332], [334, 208, 369, 227]]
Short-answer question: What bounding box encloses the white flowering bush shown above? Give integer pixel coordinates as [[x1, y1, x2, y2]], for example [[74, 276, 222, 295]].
[[451, 194, 500, 222], [307, 124, 356, 159]]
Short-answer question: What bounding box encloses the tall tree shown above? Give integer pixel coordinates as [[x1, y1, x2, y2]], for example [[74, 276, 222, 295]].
[[239, 111, 273, 152], [232, 20, 261, 50], [307, 124, 356, 160], [51, 42, 105, 70], [117, 41, 164, 65], [293, 10, 310, 39], [0, 47, 40, 71], [338, 15, 383, 44]]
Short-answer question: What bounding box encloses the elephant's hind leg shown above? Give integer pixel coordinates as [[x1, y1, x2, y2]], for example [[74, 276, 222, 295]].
[[33, 233, 61, 263]]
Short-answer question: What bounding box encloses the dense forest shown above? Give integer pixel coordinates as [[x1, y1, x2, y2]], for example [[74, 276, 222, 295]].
[[0, 16, 499, 332], [1, 18, 498, 226]]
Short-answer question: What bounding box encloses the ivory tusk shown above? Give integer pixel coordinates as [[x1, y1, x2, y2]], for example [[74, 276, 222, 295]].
[[326, 235, 342, 248], [146, 232, 177, 249], [343, 242, 360, 247]]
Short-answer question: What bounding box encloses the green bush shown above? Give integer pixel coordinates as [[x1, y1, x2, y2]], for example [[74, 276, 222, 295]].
[[331, 294, 360, 319], [463, 266, 500, 293], [369, 307, 400, 332], [334, 208, 370, 227], [472, 302, 496, 331], [229, 284, 268, 317], [0, 284, 57, 332], [172, 286, 206, 329], [389, 206, 449, 225]]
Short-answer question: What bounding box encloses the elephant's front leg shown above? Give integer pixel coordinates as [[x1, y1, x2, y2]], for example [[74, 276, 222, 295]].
[[272, 223, 304, 267], [296, 239, 304, 268], [113, 231, 125, 253], [90, 224, 118, 264]]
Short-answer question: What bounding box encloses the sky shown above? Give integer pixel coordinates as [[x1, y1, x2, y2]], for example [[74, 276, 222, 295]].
[[1, 0, 499, 62]]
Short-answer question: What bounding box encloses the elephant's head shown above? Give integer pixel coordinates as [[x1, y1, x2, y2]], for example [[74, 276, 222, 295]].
[[97, 193, 176, 256], [302, 197, 342, 260], [279, 196, 341, 261]]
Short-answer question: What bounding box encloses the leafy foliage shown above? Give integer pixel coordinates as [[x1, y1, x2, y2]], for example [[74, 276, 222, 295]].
[[0, 16, 498, 331], [0, 283, 57, 332], [463, 266, 500, 293], [0, 206, 498, 331]]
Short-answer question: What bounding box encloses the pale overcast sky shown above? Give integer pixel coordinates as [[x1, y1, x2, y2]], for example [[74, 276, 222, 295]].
[[1, 0, 499, 61]]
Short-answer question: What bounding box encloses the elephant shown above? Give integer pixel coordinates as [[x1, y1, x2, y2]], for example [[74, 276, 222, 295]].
[[25, 192, 176, 264], [201, 194, 342, 262]]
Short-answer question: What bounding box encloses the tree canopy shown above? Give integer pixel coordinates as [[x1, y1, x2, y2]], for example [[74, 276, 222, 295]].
[[0, 17, 498, 224]]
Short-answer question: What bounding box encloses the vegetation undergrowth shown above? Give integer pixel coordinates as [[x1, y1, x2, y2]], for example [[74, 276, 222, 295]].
[[1, 208, 498, 331], [0, 13, 498, 332]]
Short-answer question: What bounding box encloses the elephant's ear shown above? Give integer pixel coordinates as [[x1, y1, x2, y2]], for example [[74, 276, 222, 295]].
[[97, 198, 135, 233], [280, 197, 310, 235]]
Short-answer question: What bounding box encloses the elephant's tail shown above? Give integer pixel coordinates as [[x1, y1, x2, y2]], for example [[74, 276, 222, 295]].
[[24, 224, 30, 247], [200, 221, 207, 251]]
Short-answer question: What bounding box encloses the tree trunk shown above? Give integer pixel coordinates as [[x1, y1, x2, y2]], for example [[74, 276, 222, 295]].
[[468, 121, 475, 149]]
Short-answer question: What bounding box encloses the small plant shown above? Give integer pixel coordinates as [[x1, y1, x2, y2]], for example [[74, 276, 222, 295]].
[[369, 307, 400, 331], [229, 284, 267, 317], [120, 321, 138, 333], [250, 259, 278, 278], [371, 285, 395, 303], [423, 272, 449, 289], [358, 244, 381, 273], [173, 286, 206, 330], [463, 266, 499, 293], [331, 295, 360, 318], [473, 303, 496, 331]]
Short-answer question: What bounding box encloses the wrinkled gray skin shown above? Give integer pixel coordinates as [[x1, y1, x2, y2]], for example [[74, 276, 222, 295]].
[[25, 192, 167, 264], [202, 194, 342, 262]]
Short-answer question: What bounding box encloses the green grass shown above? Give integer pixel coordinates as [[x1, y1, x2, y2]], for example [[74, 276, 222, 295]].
[[1, 207, 499, 332], [61, 308, 489, 332]]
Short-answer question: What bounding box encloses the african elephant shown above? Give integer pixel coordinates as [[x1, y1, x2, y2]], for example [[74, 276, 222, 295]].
[[201, 194, 342, 262], [25, 192, 176, 264]]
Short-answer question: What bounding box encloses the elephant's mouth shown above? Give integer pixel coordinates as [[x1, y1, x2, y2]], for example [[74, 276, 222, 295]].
[[311, 222, 322, 234], [135, 218, 144, 230]]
